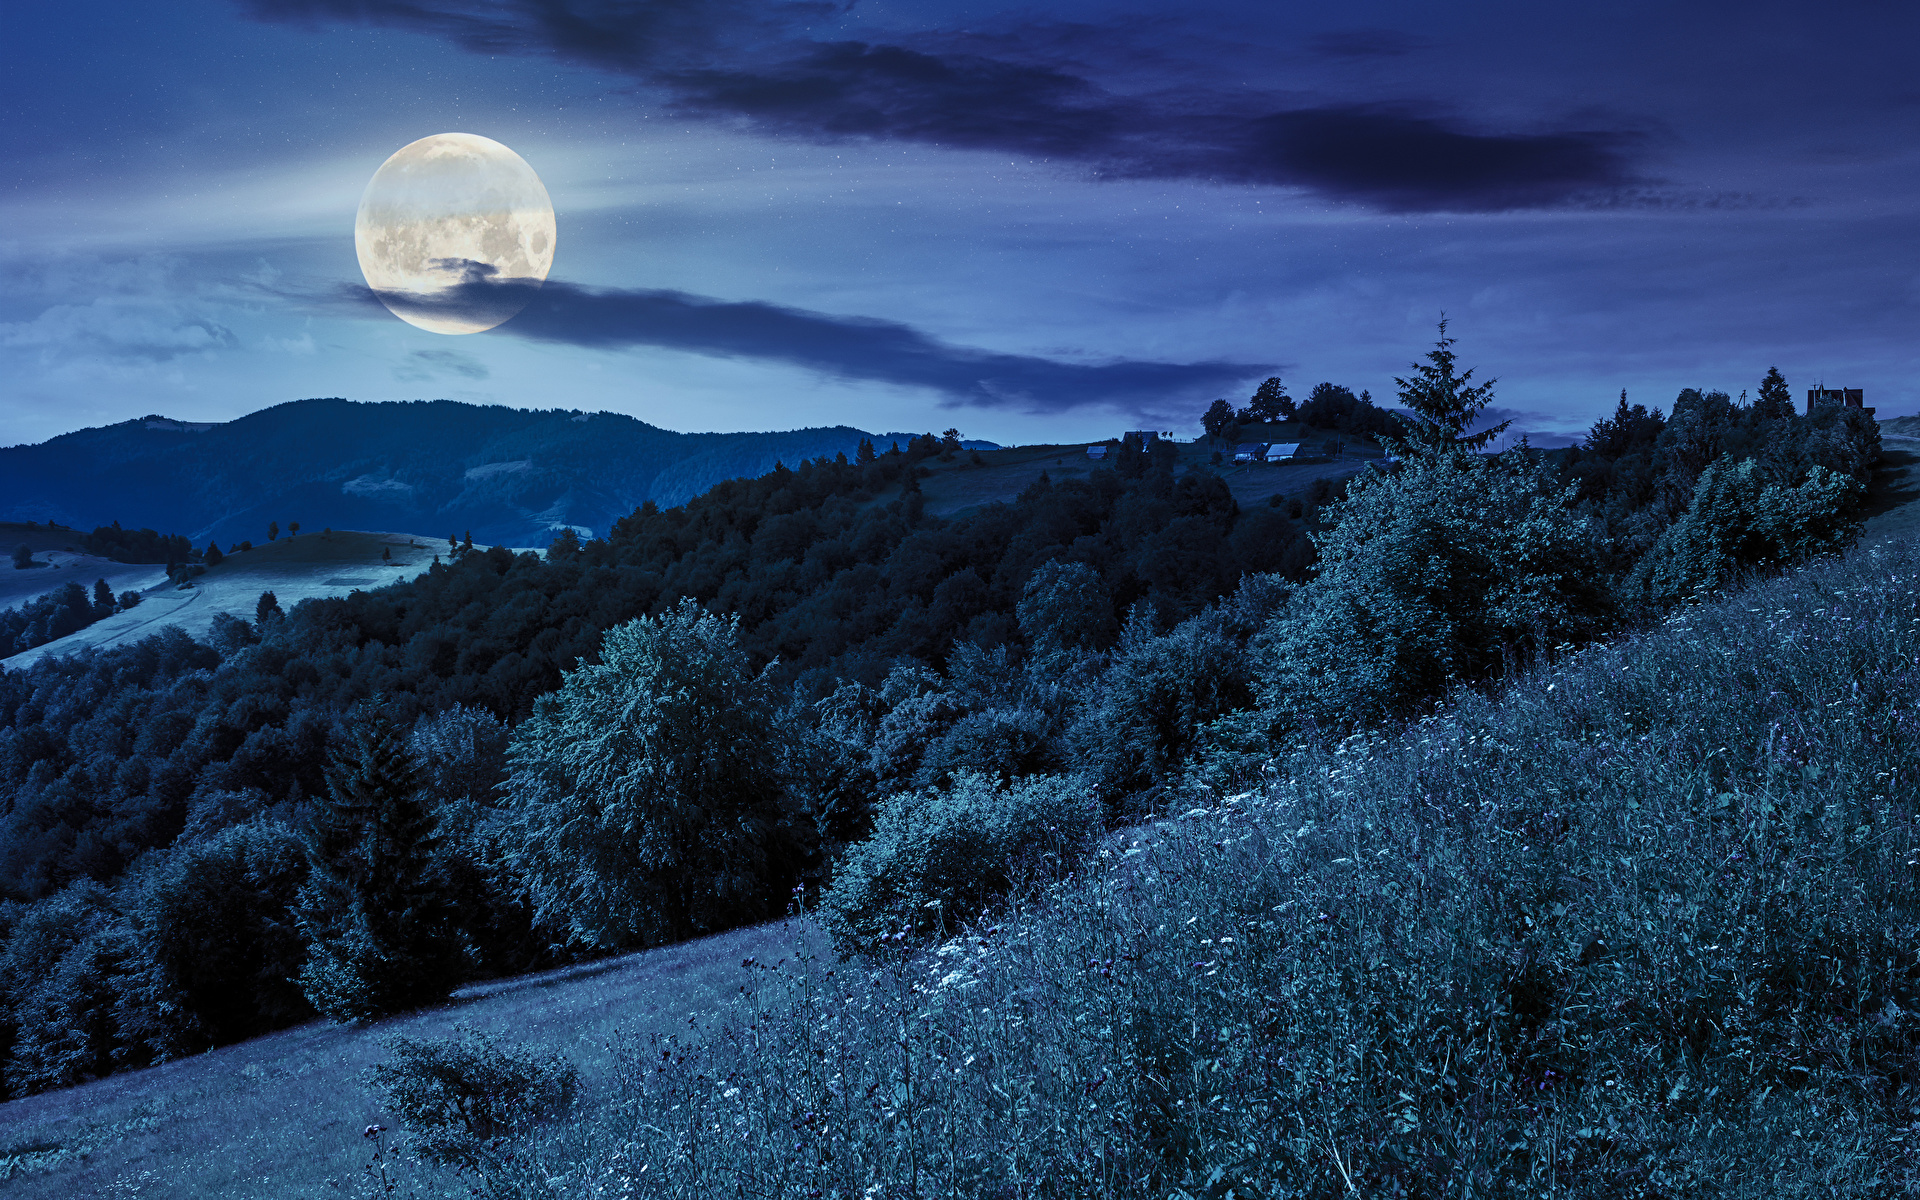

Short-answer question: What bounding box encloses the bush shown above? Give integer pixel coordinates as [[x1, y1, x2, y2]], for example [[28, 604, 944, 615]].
[[1633, 457, 1864, 606], [1069, 606, 1256, 806], [820, 772, 1099, 953], [1255, 448, 1610, 731], [365, 1029, 577, 1167]]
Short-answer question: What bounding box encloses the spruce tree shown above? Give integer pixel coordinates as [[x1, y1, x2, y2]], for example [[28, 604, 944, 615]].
[[204, 542, 224, 568], [256, 591, 282, 626], [1754, 366, 1796, 421], [91, 579, 114, 618], [1391, 318, 1509, 455], [856, 438, 876, 465], [295, 700, 470, 1022], [268, 521, 279, 542]]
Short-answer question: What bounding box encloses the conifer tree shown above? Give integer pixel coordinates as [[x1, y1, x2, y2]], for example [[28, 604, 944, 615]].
[[1392, 318, 1509, 455], [256, 591, 282, 625], [1754, 366, 1795, 421], [91, 579, 114, 618], [204, 541, 224, 568], [856, 438, 876, 465], [268, 521, 279, 542], [295, 699, 470, 1022]]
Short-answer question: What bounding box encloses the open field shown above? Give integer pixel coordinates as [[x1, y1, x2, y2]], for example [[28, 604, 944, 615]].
[[0, 524, 167, 612], [1866, 434, 1920, 546], [0, 918, 825, 1200], [0, 530, 516, 669]]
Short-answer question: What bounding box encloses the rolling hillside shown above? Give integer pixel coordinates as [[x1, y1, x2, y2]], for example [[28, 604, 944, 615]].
[[0, 400, 989, 551], [0, 528, 469, 668]]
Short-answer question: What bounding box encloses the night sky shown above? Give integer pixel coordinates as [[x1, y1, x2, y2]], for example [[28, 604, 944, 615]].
[[6, 0, 1918, 449]]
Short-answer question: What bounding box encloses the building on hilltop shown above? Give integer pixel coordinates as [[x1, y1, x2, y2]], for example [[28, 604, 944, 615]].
[[1807, 387, 1873, 417]]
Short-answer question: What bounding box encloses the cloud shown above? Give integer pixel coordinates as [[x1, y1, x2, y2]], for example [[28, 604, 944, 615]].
[[329, 275, 1265, 413], [238, 0, 1649, 212], [0, 298, 237, 362], [394, 348, 491, 381]]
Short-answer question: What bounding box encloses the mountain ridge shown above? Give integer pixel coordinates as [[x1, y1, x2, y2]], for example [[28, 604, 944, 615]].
[[0, 398, 991, 549]]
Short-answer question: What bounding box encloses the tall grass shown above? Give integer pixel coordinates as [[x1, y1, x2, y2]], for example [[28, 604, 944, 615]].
[[428, 540, 1920, 1198]]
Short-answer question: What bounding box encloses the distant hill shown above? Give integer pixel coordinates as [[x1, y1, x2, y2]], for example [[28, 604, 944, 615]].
[[0, 400, 992, 549]]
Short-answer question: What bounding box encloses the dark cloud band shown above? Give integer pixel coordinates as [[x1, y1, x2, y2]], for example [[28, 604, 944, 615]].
[[344, 275, 1265, 413], [241, 0, 1647, 212]]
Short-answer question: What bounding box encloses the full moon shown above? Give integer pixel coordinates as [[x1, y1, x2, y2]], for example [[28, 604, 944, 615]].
[[355, 132, 555, 335]]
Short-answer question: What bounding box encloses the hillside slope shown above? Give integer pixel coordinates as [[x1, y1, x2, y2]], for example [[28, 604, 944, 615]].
[[0, 918, 824, 1200], [0, 400, 978, 550], [0, 529, 462, 668]]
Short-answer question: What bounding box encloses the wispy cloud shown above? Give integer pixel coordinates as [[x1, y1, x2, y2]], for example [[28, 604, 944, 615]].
[[324, 273, 1266, 413], [394, 348, 490, 381], [240, 0, 1649, 212]]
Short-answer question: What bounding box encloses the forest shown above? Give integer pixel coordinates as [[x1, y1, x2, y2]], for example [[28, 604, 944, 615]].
[[0, 334, 1883, 1131]]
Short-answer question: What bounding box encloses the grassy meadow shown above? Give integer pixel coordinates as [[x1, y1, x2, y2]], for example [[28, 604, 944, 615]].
[[0, 920, 824, 1199], [376, 534, 1920, 1199]]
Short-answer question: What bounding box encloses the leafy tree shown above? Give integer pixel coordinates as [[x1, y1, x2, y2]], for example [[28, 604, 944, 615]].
[[1017, 560, 1116, 664], [1070, 605, 1256, 805], [545, 528, 581, 560], [268, 521, 279, 542], [1202, 399, 1237, 442], [11, 545, 31, 570], [208, 611, 258, 656], [1392, 318, 1509, 454], [940, 428, 963, 460], [1240, 376, 1295, 423], [288, 521, 300, 538], [131, 820, 312, 1049], [256, 591, 283, 625], [294, 701, 471, 1022], [1255, 450, 1609, 730], [502, 600, 795, 949], [117, 590, 140, 610]]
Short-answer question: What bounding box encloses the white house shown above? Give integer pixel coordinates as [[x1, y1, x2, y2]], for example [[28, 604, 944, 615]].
[[1087, 445, 1109, 460], [1264, 443, 1303, 462], [1233, 442, 1265, 463]]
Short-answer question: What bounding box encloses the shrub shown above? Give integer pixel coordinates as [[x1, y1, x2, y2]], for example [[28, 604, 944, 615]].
[[1069, 606, 1256, 806], [820, 772, 1099, 952], [1633, 456, 1864, 606], [1255, 448, 1610, 731], [365, 1029, 577, 1167]]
